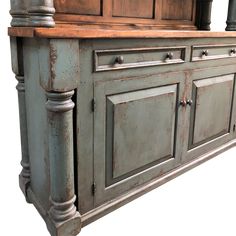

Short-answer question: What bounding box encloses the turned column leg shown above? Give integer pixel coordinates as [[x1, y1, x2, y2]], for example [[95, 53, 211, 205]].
[[196, 0, 213, 30], [28, 0, 55, 27], [226, 0, 236, 30], [46, 91, 81, 236], [16, 75, 31, 200]]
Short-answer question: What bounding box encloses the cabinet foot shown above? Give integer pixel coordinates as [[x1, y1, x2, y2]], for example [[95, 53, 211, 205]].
[[47, 209, 81, 236], [19, 174, 31, 203]]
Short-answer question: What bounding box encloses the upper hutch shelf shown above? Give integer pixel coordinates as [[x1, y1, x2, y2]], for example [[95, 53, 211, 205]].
[[54, 0, 197, 30], [10, 0, 218, 31]]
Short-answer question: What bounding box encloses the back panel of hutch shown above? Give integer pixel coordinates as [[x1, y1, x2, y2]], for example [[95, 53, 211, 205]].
[[8, 0, 236, 235]]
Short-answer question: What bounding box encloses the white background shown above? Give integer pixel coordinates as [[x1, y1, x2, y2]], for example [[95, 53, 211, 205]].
[[1, 1, 236, 236]]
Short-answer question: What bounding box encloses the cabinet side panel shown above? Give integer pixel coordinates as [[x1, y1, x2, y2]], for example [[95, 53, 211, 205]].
[[23, 38, 50, 211]]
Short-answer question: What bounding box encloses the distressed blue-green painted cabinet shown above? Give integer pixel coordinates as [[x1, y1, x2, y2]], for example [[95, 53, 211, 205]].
[[8, 0, 236, 236]]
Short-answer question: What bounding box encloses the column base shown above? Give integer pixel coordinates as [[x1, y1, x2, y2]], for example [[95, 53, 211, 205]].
[[10, 18, 29, 27], [28, 16, 55, 27], [9, 10, 29, 27], [226, 23, 236, 31], [47, 212, 82, 236], [28, 6, 55, 27]]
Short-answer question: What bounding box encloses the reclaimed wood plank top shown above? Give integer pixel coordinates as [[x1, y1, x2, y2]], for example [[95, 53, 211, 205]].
[[8, 26, 236, 39]]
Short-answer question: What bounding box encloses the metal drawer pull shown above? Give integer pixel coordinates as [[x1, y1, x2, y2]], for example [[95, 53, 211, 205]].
[[165, 52, 174, 60], [201, 50, 209, 57], [230, 48, 236, 55], [115, 55, 124, 64], [187, 99, 193, 106]]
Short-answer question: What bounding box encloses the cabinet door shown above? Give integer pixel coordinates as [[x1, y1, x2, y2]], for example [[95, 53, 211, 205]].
[[93, 72, 186, 206], [184, 67, 236, 160]]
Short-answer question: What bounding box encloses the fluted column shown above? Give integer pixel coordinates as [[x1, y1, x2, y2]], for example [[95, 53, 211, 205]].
[[196, 0, 213, 30], [226, 0, 236, 30], [46, 91, 81, 236], [28, 0, 55, 27], [10, 0, 29, 26]]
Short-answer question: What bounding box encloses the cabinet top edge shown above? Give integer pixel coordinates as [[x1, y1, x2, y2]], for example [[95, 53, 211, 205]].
[[8, 26, 236, 39]]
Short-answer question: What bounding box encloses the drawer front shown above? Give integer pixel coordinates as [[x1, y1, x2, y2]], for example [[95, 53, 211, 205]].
[[191, 44, 236, 62], [94, 46, 186, 72]]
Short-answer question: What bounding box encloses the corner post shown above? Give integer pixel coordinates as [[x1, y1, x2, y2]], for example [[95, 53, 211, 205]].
[[10, 37, 31, 201], [10, 0, 29, 26], [28, 0, 55, 27], [38, 38, 80, 235], [196, 0, 213, 30], [45, 91, 81, 236], [226, 0, 236, 30]]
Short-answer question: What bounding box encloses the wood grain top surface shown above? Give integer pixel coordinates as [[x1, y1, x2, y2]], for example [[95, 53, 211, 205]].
[[8, 26, 236, 39]]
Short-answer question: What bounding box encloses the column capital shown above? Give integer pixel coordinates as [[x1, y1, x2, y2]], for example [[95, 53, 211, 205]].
[[46, 91, 75, 113]]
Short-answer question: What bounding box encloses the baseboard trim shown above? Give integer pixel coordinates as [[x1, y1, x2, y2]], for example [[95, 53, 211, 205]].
[[81, 139, 236, 226]]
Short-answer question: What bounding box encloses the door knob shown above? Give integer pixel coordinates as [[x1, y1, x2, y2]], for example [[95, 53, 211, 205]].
[[180, 100, 187, 107], [187, 99, 193, 106]]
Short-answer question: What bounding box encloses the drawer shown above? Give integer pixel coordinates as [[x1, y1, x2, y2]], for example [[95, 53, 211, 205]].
[[94, 46, 186, 72], [191, 44, 236, 62]]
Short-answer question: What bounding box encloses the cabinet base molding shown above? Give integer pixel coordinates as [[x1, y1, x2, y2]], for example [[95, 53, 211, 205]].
[[25, 139, 236, 234], [27, 188, 82, 236], [82, 139, 236, 226]]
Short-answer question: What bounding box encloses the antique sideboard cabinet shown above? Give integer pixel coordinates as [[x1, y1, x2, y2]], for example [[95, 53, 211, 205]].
[[8, 0, 236, 235]]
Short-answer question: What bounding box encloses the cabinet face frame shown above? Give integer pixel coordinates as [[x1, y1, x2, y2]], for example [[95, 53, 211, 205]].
[[183, 65, 236, 161], [93, 71, 187, 206]]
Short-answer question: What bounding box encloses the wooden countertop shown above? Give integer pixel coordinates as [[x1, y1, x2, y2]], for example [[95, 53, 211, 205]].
[[8, 26, 236, 39]]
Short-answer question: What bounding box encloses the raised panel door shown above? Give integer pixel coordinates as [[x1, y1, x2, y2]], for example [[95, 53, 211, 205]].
[[93, 71, 186, 206], [184, 66, 236, 161]]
